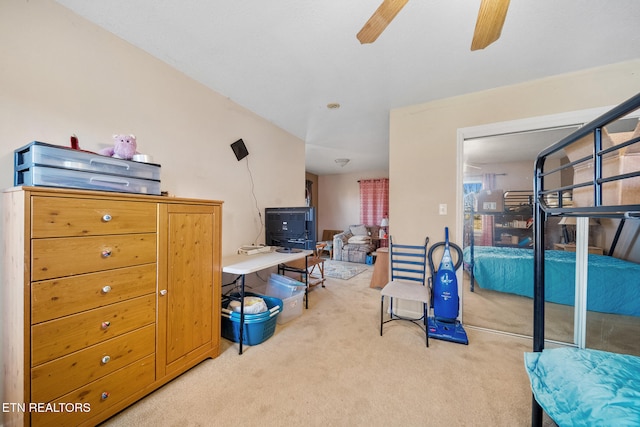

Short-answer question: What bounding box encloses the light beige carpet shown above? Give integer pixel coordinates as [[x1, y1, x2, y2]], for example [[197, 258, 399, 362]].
[[323, 260, 369, 280], [101, 263, 545, 426]]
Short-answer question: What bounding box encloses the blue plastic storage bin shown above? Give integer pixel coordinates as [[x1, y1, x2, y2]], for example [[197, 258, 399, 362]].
[[221, 292, 282, 346]]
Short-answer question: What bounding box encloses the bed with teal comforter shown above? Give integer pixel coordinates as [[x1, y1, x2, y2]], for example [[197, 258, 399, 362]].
[[525, 347, 640, 426], [464, 246, 640, 317]]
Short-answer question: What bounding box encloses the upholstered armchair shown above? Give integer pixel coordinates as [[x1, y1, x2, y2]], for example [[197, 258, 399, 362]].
[[333, 224, 379, 263]]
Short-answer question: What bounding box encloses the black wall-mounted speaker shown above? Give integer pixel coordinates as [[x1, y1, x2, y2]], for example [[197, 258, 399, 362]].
[[230, 138, 249, 161]]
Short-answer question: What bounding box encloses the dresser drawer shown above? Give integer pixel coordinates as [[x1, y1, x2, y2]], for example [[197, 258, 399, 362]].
[[31, 325, 155, 403], [32, 233, 156, 281], [31, 196, 157, 238], [32, 295, 155, 366], [30, 354, 155, 427], [32, 264, 157, 324]]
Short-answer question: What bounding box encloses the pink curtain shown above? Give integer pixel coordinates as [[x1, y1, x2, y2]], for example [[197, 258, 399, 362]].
[[359, 178, 389, 226], [480, 173, 496, 246]]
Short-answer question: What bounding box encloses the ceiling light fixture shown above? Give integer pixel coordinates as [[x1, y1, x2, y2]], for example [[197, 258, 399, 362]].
[[335, 158, 350, 167], [327, 103, 341, 109]]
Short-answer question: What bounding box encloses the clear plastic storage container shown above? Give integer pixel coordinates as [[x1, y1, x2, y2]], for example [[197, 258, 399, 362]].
[[264, 274, 306, 324], [16, 166, 161, 195], [15, 141, 161, 180]]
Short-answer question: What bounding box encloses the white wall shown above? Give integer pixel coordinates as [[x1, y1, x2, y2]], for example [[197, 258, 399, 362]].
[[0, 0, 306, 409], [464, 160, 539, 192], [317, 170, 389, 233], [0, 0, 306, 256], [390, 60, 640, 249], [388, 60, 640, 320]]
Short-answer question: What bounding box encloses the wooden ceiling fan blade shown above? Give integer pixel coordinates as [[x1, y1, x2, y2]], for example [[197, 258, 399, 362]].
[[357, 0, 409, 44], [471, 0, 510, 51]]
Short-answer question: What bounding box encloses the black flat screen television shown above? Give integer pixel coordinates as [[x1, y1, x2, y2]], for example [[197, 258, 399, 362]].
[[265, 207, 316, 253]]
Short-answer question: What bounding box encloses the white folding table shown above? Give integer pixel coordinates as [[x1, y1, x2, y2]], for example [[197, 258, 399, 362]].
[[222, 249, 311, 354]]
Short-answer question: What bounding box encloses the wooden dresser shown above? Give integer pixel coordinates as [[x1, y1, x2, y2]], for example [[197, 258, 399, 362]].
[[2, 187, 222, 426]]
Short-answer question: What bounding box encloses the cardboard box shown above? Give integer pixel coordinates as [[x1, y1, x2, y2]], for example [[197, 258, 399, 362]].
[[566, 127, 640, 207], [475, 189, 504, 213], [571, 154, 640, 206]]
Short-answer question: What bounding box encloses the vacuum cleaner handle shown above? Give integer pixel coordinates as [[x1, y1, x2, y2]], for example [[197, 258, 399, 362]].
[[428, 241, 463, 274]]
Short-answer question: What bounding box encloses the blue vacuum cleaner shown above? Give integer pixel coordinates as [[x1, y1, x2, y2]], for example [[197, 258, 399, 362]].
[[427, 227, 469, 345]]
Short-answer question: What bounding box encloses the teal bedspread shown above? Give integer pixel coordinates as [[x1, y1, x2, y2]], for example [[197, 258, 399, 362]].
[[463, 246, 640, 317], [525, 347, 640, 426]]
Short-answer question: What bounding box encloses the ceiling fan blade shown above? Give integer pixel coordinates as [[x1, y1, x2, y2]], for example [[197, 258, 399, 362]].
[[357, 0, 409, 44], [471, 0, 510, 51]]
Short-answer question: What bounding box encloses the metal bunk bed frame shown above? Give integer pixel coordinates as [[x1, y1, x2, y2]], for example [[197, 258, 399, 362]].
[[531, 91, 640, 425], [465, 190, 534, 292]]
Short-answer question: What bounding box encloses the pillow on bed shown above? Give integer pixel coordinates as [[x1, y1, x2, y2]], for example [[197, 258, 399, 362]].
[[524, 347, 640, 426], [350, 224, 369, 236], [348, 235, 371, 245]]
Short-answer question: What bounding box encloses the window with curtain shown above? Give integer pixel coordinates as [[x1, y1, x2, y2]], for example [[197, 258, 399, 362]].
[[359, 178, 389, 226]]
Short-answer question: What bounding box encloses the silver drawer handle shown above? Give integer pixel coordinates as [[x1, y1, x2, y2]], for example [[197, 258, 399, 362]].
[[101, 391, 110, 401], [102, 214, 112, 222], [102, 249, 112, 258], [90, 176, 130, 187], [160, 289, 168, 296], [102, 285, 111, 294], [101, 355, 111, 364], [90, 157, 130, 170], [101, 321, 111, 330]]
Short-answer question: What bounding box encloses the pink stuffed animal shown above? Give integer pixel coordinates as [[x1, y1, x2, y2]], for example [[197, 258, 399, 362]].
[[99, 134, 139, 160]]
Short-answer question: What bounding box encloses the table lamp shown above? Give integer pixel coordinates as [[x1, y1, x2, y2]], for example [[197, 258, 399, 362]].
[[379, 217, 389, 238]]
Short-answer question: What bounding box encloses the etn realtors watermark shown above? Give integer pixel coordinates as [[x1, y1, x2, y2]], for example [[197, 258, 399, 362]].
[[3, 402, 91, 413]]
